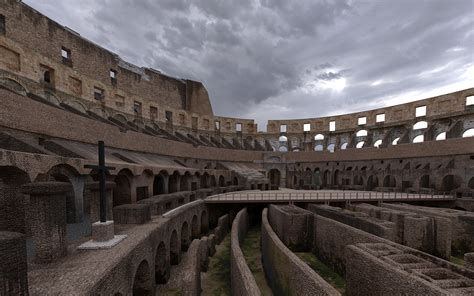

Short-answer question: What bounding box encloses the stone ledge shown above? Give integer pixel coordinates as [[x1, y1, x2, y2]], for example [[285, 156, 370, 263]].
[[77, 235, 127, 250], [21, 182, 72, 195]]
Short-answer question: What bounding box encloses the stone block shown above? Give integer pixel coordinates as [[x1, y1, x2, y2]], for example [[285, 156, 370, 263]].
[[22, 182, 71, 263], [137, 197, 163, 216], [113, 204, 151, 224], [466, 253, 474, 270], [92, 221, 114, 242]]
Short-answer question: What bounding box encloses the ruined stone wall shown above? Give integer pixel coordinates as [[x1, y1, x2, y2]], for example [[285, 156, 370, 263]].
[[261, 208, 341, 296], [230, 208, 261, 295], [268, 204, 314, 251]]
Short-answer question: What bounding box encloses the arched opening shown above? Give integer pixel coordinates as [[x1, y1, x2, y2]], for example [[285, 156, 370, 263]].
[[201, 173, 209, 189], [413, 121, 428, 130], [353, 175, 364, 186], [463, 128, 474, 138], [180, 173, 190, 191], [191, 215, 199, 238], [392, 137, 400, 145], [181, 222, 190, 252], [153, 173, 166, 195], [114, 169, 132, 207], [341, 142, 348, 150], [132, 260, 152, 296], [314, 134, 325, 141], [201, 211, 209, 234], [333, 170, 339, 186], [170, 230, 179, 265], [420, 175, 430, 189], [233, 177, 239, 186], [323, 170, 331, 187], [327, 143, 335, 152], [383, 175, 397, 188], [436, 132, 446, 141], [374, 139, 382, 148], [468, 177, 474, 189], [278, 146, 288, 152], [0, 166, 30, 233], [441, 175, 462, 192], [155, 242, 168, 284], [356, 130, 368, 137], [279, 135, 288, 142], [43, 70, 52, 84], [314, 144, 324, 151], [45, 164, 81, 224], [413, 135, 424, 143], [210, 175, 217, 187], [367, 176, 379, 191], [356, 141, 365, 148], [268, 169, 281, 189], [218, 175, 225, 187], [168, 172, 180, 193]]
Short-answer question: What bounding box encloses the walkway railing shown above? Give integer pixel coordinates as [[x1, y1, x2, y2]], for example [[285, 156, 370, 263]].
[[205, 190, 453, 203]]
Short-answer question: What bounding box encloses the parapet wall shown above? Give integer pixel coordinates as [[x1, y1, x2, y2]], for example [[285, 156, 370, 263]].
[[230, 208, 261, 296], [261, 208, 341, 296]]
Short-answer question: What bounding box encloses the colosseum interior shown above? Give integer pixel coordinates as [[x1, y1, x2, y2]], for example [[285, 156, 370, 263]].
[[0, 1, 473, 295]]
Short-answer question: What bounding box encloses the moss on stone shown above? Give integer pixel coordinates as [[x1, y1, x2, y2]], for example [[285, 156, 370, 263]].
[[295, 252, 346, 295], [201, 234, 232, 296], [241, 226, 273, 296]]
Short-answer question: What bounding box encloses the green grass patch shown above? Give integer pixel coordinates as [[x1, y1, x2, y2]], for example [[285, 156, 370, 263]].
[[450, 255, 465, 266], [295, 252, 346, 295], [241, 226, 273, 296], [201, 234, 232, 296]]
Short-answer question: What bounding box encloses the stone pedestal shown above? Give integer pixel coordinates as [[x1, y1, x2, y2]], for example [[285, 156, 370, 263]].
[[92, 221, 114, 242], [85, 181, 115, 222], [22, 182, 71, 264], [0, 231, 28, 295]]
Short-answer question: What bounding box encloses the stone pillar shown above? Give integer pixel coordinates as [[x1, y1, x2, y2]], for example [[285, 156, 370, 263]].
[[0, 231, 28, 295], [22, 182, 71, 264], [85, 181, 115, 223], [465, 253, 474, 270]]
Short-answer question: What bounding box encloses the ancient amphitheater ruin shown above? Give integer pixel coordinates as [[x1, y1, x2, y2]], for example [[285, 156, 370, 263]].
[[0, 1, 473, 295]]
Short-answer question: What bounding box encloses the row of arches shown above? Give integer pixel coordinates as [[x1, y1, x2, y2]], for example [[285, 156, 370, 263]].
[[131, 209, 209, 295]]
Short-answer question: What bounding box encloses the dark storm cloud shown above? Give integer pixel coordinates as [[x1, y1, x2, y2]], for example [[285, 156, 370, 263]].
[[24, 0, 474, 129]]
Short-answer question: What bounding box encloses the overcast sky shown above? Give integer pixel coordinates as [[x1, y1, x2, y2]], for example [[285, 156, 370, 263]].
[[25, 0, 473, 130]]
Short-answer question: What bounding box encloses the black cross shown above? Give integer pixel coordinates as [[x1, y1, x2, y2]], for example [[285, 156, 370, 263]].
[[84, 141, 116, 223]]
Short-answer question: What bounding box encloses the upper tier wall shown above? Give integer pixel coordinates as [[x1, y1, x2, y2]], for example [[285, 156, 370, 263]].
[[268, 88, 474, 134], [1, 88, 473, 162]]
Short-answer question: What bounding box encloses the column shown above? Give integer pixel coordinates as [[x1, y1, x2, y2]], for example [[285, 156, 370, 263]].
[[22, 182, 71, 263]]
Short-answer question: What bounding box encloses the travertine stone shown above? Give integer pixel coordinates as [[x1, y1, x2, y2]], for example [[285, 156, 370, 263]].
[[0, 231, 28, 296], [85, 181, 115, 223]]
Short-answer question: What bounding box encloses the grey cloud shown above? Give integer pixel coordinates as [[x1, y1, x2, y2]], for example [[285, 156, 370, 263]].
[[23, 0, 474, 130]]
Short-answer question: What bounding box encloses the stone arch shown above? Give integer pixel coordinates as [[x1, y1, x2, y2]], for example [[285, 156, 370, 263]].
[[191, 215, 199, 238], [45, 164, 82, 224], [132, 260, 152, 296], [419, 175, 431, 189], [200, 211, 209, 235], [0, 77, 28, 96], [153, 172, 167, 195], [268, 169, 281, 189], [170, 230, 180, 265], [168, 171, 180, 193], [154, 242, 169, 284], [180, 172, 191, 191], [111, 113, 128, 124], [367, 175, 379, 191], [181, 221, 190, 252], [42, 91, 61, 106], [469, 177, 474, 190], [323, 170, 331, 187], [462, 128, 474, 138], [440, 174, 462, 192], [89, 107, 109, 119], [201, 172, 209, 189], [233, 177, 239, 186], [333, 169, 340, 186], [63, 100, 87, 114], [218, 175, 225, 187], [383, 175, 397, 188], [0, 166, 31, 233], [353, 175, 364, 186], [114, 169, 133, 207], [210, 175, 217, 187]]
